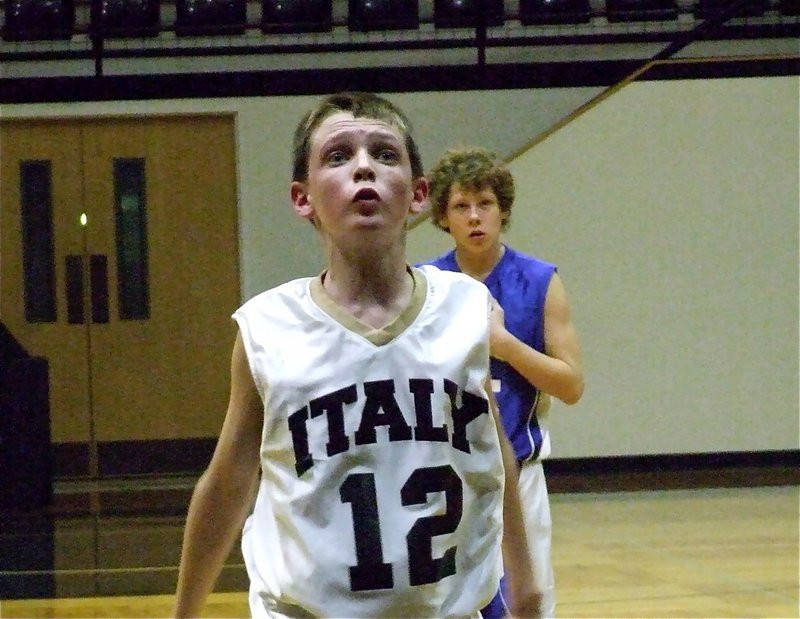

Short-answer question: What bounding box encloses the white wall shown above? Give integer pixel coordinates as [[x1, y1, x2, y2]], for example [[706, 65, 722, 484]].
[[412, 76, 800, 457]]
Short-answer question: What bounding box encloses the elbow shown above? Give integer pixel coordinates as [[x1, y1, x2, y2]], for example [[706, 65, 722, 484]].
[[561, 376, 585, 406]]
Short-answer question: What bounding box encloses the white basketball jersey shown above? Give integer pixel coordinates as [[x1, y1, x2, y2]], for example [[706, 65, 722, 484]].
[[233, 266, 504, 619]]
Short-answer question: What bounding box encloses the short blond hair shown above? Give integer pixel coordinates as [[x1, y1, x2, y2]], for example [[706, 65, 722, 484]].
[[292, 92, 424, 182]]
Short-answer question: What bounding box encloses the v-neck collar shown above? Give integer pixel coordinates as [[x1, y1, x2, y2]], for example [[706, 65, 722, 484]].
[[309, 266, 427, 346], [451, 244, 508, 287], [482, 244, 509, 289]]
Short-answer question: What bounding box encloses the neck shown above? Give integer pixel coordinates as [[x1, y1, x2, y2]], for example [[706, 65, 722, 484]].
[[455, 243, 504, 282], [324, 243, 411, 308]]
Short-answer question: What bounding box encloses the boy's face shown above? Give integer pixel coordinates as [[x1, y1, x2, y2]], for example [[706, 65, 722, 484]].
[[291, 111, 427, 242], [438, 183, 507, 252]]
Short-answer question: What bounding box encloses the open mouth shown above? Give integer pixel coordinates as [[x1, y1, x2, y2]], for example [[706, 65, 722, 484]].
[[353, 188, 380, 202], [469, 230, 485, 238]]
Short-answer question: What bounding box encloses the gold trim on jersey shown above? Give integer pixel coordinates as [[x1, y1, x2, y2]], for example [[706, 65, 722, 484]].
[[309, 266, 427, 346]]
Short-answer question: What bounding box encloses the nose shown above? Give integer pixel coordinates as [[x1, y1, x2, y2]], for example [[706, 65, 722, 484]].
[[353, 149, 376, 182], [467, 204, 481, 222]]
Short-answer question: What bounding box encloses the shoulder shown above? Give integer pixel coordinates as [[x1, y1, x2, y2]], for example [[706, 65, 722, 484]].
[[416, 249, 457, 271], [234, 277, 314, 318], [418, 264, 480, 287], [414, 267, 491, 336], [416, 265, 489, 303], [232, 278, 316, 354], [504, 246, 556, 274], [499, 247, 557, 291]]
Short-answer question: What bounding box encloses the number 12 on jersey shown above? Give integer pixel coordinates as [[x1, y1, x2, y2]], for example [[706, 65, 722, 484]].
[[339, 464, 464, 591]]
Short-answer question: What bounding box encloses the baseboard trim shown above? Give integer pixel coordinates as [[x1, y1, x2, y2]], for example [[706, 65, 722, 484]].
[[53, 441, 799, 486], [544, 450, 800, 493], [43, 442, 800, 517], [53, 438, 217, 478]]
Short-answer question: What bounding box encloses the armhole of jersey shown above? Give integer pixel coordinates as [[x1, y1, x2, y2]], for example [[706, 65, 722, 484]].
[[540, 265, 558, 349], [484, 285, 493, 342], [232, 310, 267, 399]]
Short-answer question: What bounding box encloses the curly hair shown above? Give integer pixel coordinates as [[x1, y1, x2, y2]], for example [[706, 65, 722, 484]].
[[427, 148, 514, 232]]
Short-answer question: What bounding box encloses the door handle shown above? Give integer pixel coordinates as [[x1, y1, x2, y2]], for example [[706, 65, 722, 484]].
[[65, 254, 109, 324], [65, 255, 84, 324], [89, 255, 109, 324]]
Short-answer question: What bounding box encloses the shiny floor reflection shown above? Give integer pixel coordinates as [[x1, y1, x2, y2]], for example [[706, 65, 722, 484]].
[[2, 483, 798, 619], [1, 476, 247, 600]]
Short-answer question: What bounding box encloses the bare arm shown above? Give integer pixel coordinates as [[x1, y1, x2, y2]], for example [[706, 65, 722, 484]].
[[490, 273, 584, 405], [173, 332, 263, 618], [487, 379, 543, 619]]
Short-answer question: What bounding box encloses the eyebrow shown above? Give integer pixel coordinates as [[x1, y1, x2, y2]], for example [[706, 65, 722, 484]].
[[320, 126, 402, 147], [452, 188, 495, 198]]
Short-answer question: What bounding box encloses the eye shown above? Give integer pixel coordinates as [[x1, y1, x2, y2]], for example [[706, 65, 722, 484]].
[[326, 150, 349, 165], [451, 202, 470, 212], [375, 148, 400, 164]]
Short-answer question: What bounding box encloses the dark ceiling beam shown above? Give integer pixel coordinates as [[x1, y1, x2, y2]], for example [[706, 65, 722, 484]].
[[1, 55, 797, 104]]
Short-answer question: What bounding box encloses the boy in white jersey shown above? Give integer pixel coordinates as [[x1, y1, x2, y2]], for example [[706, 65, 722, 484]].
[[173, 93, 542, 619]]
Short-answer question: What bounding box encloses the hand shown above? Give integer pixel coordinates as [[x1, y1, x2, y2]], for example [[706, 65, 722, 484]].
[[489, 297, 510, 361], [536, 392, 552, 417], [508, 587, 544, 619]]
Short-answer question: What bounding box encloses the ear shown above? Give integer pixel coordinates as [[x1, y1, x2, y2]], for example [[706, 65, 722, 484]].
[[408, 176, 429, 216], [291, 181, 315, 221]]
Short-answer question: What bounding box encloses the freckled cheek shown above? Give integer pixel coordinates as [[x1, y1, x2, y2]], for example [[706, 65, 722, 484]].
[[386, 176, 412, 198], [316, 175, 348, 201]]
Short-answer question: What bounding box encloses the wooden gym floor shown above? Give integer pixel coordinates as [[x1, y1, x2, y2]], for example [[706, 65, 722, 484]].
[[1, 484, 797, 618]]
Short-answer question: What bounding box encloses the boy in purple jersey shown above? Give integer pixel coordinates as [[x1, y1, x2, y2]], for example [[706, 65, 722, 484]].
[[423, 148, 584, 619]]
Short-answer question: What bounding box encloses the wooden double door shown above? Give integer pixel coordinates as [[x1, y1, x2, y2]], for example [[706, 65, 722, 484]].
[[1, 115, 240, 477]]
